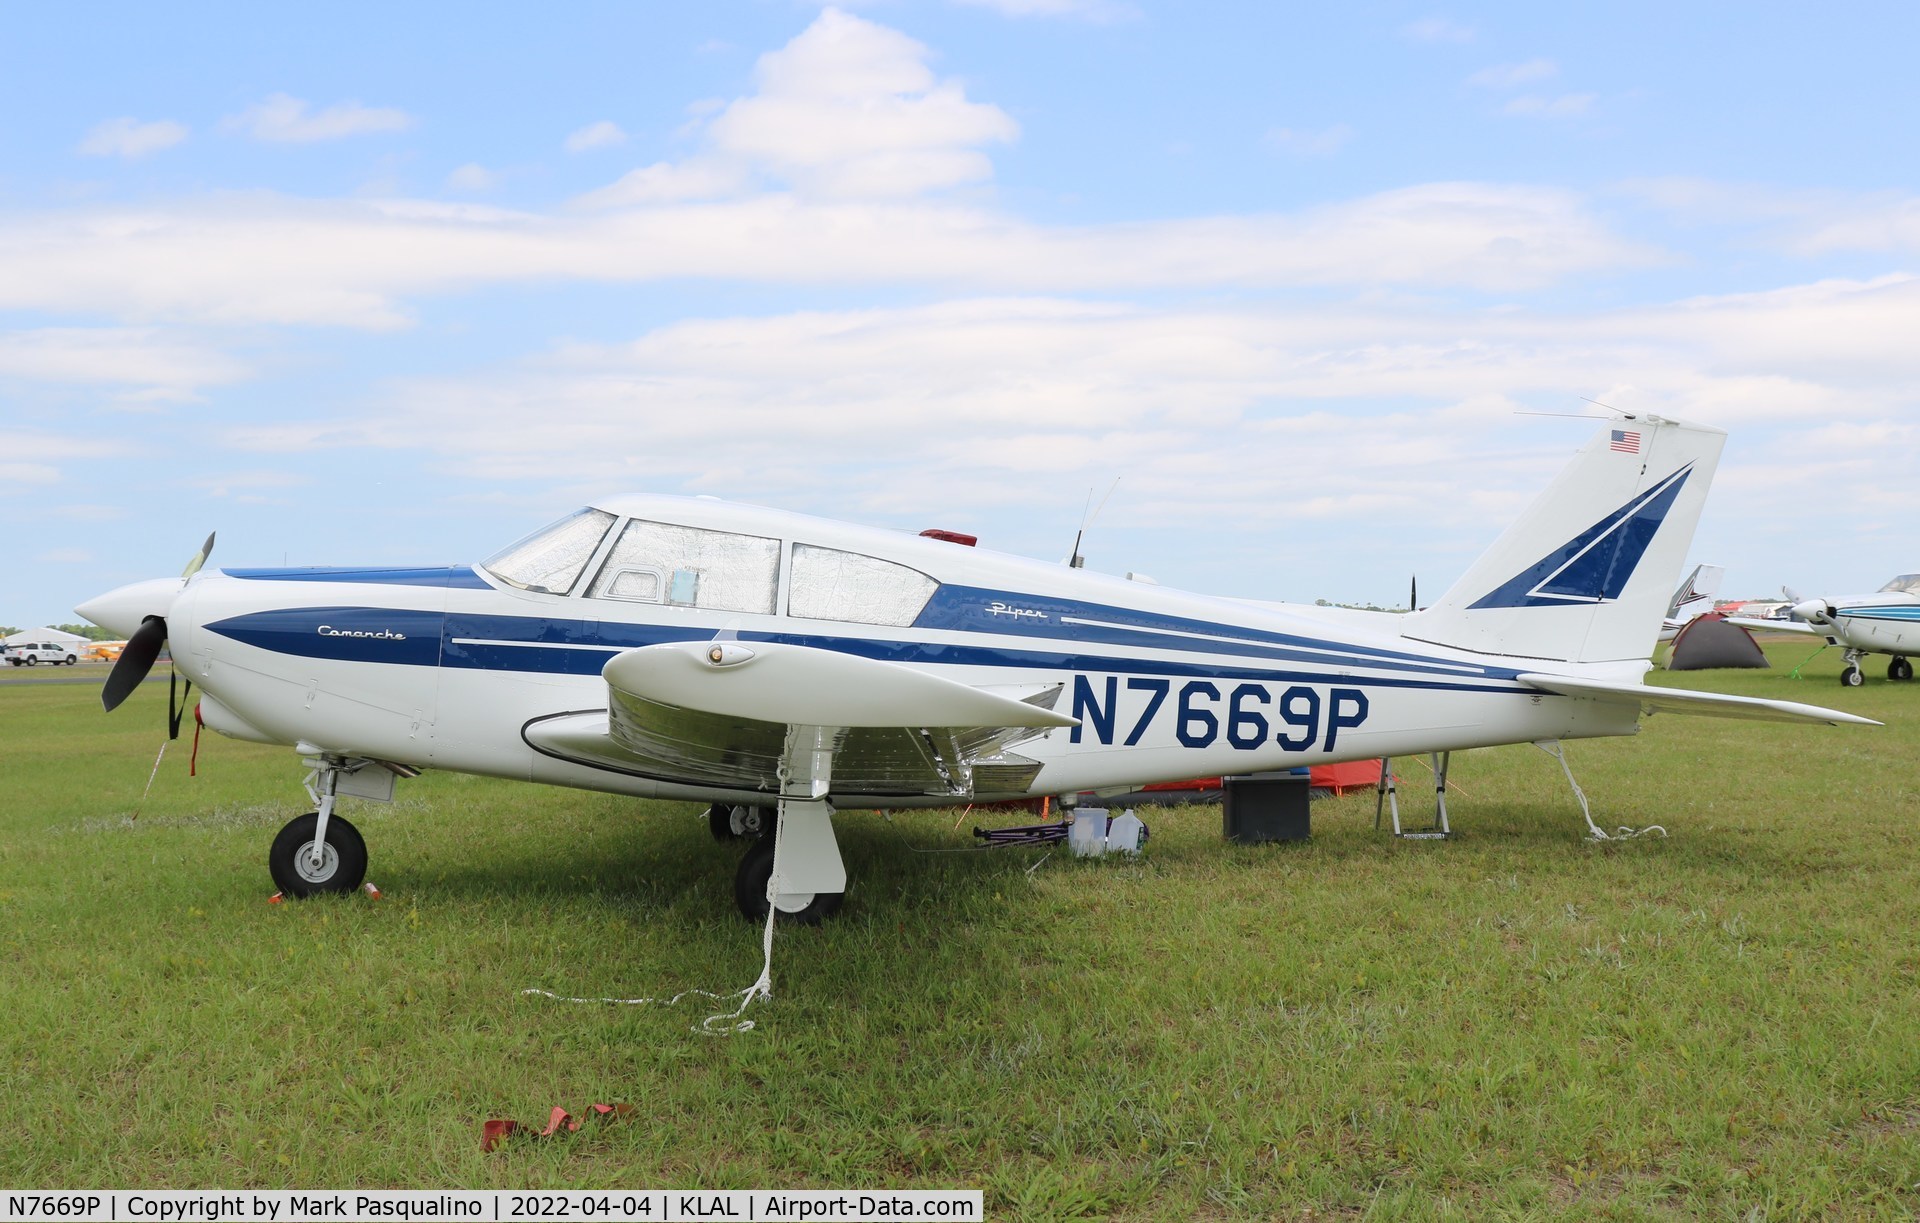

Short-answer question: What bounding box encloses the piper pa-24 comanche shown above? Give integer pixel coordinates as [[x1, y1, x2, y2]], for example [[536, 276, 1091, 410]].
[[79, 416, 1871, 923], [1732, 577, 1920, 687]]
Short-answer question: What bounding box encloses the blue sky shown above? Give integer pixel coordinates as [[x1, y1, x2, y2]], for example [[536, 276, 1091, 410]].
[[6, 1, 1919, 629]]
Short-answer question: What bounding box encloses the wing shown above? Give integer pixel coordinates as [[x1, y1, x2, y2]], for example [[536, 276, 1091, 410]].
[[1518, 672, 1877, 726], [524, 640, 1078, 799], [1725, 616, 1818, 635]]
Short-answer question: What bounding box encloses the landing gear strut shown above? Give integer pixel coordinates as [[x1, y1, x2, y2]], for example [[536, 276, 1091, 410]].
[[725, 726, 849, 924]]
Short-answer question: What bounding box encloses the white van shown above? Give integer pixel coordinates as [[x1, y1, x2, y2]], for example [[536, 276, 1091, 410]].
[[4, 641, 81, 666]]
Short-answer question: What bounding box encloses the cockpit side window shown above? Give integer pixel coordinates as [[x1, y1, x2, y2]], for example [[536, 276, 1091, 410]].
[[587, 519, 780, 614], [1879, 574, 1920, 594], [788, 545, 938, 626], [481, 508, 616, 595]]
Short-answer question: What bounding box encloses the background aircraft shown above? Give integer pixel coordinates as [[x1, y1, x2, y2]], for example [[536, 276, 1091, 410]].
[[1658, 563, 1725, 644], [78, 416, 1871, 925], [1731, 577, 1920, 686]]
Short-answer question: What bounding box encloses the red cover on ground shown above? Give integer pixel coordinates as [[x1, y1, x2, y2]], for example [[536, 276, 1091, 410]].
[[1310, 760, 1384, 795]]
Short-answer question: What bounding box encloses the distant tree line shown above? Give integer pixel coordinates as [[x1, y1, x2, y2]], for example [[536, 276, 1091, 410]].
[[54, 623, 120, 641]]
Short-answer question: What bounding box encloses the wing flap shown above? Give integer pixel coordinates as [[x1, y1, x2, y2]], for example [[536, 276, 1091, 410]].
[[1518, 672, 1877, 726]]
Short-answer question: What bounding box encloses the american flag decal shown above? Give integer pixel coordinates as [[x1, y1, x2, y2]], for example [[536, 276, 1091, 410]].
[[1610, 429, 1641, 454]]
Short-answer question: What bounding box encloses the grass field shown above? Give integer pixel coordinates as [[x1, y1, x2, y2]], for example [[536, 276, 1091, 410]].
[[3, 641, 1918, 1218]]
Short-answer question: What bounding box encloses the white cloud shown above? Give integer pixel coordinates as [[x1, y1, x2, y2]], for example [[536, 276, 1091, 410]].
[[1505, 93, 1596, 118], [223, 93, 414, 143], [564, 120, 629, 153], [446, 163, 500, 193], [0, 463, 60, 488], [221, 274, 1920, 560], [700, 7, 1018, 198], [34, 549, 92, 565], [77, 117, 188, 159], [1469, 58, 1558, 89], [0, 182, 1654, 328], [1401, 17, 1474, 43], [0, 328, 246, 397], [1265, 124, 1352, 156], [574, 159, 748, 207]]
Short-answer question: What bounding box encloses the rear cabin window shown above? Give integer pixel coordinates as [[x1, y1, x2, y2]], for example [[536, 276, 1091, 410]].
[[788, 545, 938, 626], [482, 508, 616, 595], [588, 520, 781, 614]]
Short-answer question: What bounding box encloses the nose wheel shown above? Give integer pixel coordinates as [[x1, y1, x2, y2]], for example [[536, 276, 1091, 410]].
[[706, 802, 772, 840], [1842, 649, 1866, 687], [269, 811, 368, 896]]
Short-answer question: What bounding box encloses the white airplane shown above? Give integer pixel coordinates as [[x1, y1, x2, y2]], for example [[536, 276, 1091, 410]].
[[1730, 577, 1920, 686], [78, 416, 1872, 924], [1658, 563, 1725, 644]]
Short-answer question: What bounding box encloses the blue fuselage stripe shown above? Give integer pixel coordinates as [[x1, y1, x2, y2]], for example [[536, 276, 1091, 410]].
[[206, 604, 1529, 696]]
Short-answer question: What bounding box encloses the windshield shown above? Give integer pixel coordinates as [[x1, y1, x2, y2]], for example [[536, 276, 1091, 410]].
[[481, 508, 616, 594], [1878, 574, 1920, 595]]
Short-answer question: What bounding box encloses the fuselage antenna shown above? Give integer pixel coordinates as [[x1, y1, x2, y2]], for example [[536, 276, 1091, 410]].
[[1067, 477, 1121, 569]]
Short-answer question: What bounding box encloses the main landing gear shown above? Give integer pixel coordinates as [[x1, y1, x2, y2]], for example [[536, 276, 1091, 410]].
[[1890, 656, 1914, 683], [713, 801, 845, 924]]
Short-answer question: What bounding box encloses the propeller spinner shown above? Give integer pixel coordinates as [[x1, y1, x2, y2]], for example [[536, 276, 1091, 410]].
[[80, 533, 215, 713]]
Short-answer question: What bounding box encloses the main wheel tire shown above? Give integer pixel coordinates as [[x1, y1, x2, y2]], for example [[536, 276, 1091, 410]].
[[269, 812, 368, 897], [706, 802, 736, 840], [1891, 658, 1914, 682], [1842, 667, 1865, 688], [732, 835, 843, 925]]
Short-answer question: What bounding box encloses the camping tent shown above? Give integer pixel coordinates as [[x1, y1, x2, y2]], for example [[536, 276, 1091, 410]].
[[1666, 612, 1769, 671]]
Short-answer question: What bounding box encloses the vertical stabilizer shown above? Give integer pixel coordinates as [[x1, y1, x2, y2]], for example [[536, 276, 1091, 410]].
[[1402, 417, 1726, 664]]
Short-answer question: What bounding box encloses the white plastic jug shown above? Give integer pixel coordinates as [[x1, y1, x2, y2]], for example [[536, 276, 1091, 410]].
[[1068, 808, 1109, 857], [1106, 809, 1144, 854]]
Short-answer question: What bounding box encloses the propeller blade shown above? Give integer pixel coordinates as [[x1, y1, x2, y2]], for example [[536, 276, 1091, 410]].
[[182, 532, 216, 580], [102, 618, 167, 712]]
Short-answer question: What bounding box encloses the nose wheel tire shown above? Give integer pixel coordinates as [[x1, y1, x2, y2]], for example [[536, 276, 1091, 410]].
[[1842, 666, 1864, 688], [269, 812, 368, 897], [1891, 658, 1913, 682], [732, 835, 843, 925]]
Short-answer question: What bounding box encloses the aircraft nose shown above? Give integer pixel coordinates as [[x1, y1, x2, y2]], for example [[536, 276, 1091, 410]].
[[75, 577, 184, 638], [1789, 597, 1833, 625]]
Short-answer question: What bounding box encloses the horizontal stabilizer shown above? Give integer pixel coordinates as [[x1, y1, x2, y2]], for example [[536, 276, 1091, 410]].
[[1725, 617, 1818, 635], [1518, 672, 1877, 726]]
